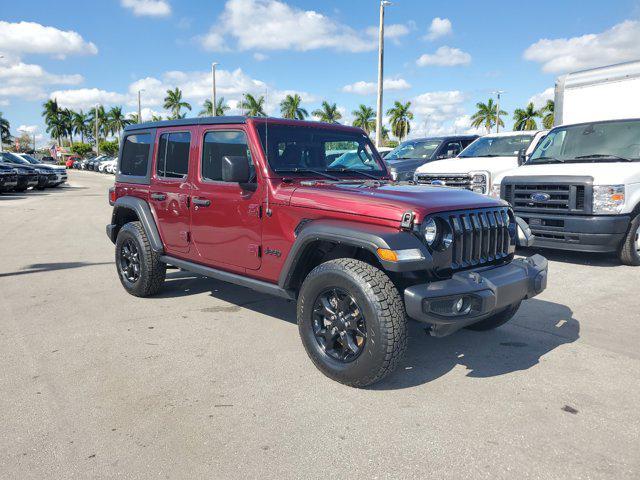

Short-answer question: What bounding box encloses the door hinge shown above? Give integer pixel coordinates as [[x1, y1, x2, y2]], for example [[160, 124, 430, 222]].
[[248, 204, 262, 218], [186, 196, 191, 208], [186, 231, 191, 243], [248, 244, 261, 257]]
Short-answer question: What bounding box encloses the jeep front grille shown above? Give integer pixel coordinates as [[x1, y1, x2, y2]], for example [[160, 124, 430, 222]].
[[415, 173, 473, 189]]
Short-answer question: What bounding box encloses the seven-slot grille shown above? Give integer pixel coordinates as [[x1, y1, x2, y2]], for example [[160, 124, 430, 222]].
[[436, 207, 512, 270], [503, 183, 587, 213], [415, 173, 473, 189]]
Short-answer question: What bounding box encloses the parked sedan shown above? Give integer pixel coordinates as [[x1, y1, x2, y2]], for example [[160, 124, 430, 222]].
[[17, 153, 67, 186], [384, 135, 479, 181]]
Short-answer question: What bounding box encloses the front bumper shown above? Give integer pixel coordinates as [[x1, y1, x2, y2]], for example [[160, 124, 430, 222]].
[[0, 174, 19, 191], [404, 254, 548, 337], [516, 212, 630, 253]]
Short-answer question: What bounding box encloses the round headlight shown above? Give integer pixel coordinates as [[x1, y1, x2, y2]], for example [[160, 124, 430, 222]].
[[472, 174, 486, 184], [423, 218, 438, 245]]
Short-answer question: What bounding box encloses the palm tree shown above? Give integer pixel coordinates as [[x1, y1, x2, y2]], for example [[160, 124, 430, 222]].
[[88, 105, 107, 144], [72, 110, 90, 143], [240, 93, 266, 117], [163, 88, 191, 120], [107, 106, 131, 141], [470, 99, 506, 133], [42, 99, 62, 145], [541, 100, 555, 129], [199, 98, 230, 117], [279, 94, 308, 120], [0, 111, 11, 146], [513, 102, 541, 131], [58, 109, 74, 145], [351, 105, 376, 134], [312, 101, 342, 123], [128, 113, 140, 124], [387, 101, 414, 141], [151, 114, 163, 122]]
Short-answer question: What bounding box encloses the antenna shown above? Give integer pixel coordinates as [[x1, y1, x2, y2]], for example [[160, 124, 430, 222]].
[[264, 86, 272, 217]]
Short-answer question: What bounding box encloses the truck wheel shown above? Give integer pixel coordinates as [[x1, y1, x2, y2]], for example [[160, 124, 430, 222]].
[[465, 302, 521, 331], [115, 221, 166, 297], [618, 213, 640, 266], [297, 258, 408, 388]]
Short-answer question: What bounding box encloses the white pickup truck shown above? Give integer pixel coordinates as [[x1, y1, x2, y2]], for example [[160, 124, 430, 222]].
[[492, 61, 640, 265], [413, 130, 547, 195]]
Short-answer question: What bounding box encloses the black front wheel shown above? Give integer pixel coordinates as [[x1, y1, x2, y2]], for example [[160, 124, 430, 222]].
[[618, 213, 640, 266], [297, 259, 408, 388]]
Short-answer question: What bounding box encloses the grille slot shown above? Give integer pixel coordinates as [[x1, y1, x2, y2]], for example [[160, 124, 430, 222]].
[[416, 174, 473, 189]]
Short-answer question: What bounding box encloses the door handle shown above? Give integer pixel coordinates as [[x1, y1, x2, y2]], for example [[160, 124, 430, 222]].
[[192, 197, 212, 207], [150, 193, 166, 201]]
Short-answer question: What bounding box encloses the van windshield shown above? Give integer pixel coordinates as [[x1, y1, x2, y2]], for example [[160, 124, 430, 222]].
[[459, 135, 535, 158], [528, 120, 640, 164], [255, 123, 387, 177]]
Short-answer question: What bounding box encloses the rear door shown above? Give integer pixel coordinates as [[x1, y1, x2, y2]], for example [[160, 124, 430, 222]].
[[149, 127, 194, 255], [189, 125, 262, 270]]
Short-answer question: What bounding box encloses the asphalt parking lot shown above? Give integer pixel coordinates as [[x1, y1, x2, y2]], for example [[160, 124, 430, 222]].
[[1, 170, 639, 480]]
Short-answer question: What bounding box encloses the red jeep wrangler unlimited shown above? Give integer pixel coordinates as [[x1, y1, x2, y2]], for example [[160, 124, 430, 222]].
[[107, 117, 548, 387]]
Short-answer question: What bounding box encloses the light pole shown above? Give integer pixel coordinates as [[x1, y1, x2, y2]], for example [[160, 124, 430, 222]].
[[493, 90, 505, 133], [94, 103, 100, 155], [211, 62, 218, 116], [375, 1, 392, 148], [137, 89, 145, 123]]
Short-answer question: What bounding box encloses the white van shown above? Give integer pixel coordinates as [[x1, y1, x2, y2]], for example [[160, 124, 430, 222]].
[[413, 130, 547, 195], [491, 61, 640, 265]]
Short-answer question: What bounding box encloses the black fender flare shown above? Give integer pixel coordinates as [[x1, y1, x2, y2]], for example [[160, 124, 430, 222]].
[[278, 219, 432, 290], [108, 196, 164, 253]]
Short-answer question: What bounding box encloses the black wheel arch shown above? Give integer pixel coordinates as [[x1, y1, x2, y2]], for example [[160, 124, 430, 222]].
[[108, 196, 164, 253]]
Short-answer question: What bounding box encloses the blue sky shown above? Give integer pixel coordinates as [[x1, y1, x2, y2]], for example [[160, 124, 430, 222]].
[[2, 0, 639, 146]]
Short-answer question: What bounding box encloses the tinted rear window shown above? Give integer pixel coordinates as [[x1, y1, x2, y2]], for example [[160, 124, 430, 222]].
[[120, 134, 152, 176]]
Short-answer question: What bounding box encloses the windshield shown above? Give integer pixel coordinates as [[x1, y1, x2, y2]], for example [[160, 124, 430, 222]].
[[529, 120, 640, 164], [385, 140, 441, 161], [255, 123, 387, 177], [20, 154, 40, 164], [459, 135, 535, 158], [1, 152, 30, 165]]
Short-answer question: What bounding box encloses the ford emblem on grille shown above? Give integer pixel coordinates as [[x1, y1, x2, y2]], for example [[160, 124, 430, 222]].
[[431, 180, 446, 186], [531, 193, 551, 202]]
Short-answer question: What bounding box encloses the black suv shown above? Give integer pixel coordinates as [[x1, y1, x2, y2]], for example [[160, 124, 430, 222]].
[[385, 135, 479, 181], [0, 152, 56, 189], [0, 164, 19, 193]]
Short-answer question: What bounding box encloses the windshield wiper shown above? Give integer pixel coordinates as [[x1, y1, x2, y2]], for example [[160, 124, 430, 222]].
[[531, 156, 564, 163], [326, 168, 380, 179], [273, 168, 341, 181], [573, 154, 634, 162]]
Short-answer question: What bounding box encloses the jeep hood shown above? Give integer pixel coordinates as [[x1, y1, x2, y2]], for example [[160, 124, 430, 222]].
[[494, 161, 640, 186], [415, 156, 518, 177], [289, 181, 502, 222]]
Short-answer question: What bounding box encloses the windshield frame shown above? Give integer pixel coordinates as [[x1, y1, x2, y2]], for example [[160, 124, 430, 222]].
[[252, 120, 389, 179], [458, 134, 537, 158], [528, 118, 640, 165]]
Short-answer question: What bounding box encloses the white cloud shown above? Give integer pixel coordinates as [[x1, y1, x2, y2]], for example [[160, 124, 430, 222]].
[[416, 46, 471, 67], [342, 78, 411, 95], [17, 124, 38, 135], [529, 87, 554, 109], [253, 52, 268, 61], [49, 88, 129, 109], [0, 99, 9, 106], [121, 0, 171, 17], [366, 23, 410, 43], [199, 0, 382, 52], [0, 21, 98, 58], [524, 20, 640, 73], [425, 17, 452, 40], [412, 90, 466, 122], [0, 61, 83, 100]]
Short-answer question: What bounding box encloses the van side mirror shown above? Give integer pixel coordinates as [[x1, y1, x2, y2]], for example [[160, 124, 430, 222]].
[[222, 155, 250, 183], [517, 148, 527, 166]]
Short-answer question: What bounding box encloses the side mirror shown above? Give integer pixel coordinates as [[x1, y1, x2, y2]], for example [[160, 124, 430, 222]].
[[517, 148, 527, 166], [222, 155, 250, 183]]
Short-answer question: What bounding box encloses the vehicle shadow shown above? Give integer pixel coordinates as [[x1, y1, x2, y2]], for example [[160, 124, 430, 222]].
[[160, 272, 579, 389], [517, 246, 620, 267], [0, 261, 113, 278]]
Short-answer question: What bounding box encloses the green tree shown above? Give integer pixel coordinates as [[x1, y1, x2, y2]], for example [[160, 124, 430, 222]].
[[541, 100, 555, 129], [386, 101, 414, 141], [72, 110, 90, 144], [58, 109, 74, 145], [351, 104, 376, 134], [71, 142, 93, 157], [0, 111, 11, 146], [240, 93, 266, 117], [128, 113, 140, 124], [312, 101, 342, 123], [99, 140, 119, 156], [199, 98, 231, 117], [470, 98, 506, 133], [107, 106, 131, 141], [279, 94, 308, 120], [513, 102, 541, 131], [42, 99, 61, 145], [151, 114, 163, 122], [163, 87, 192, 119], [88, 105, 108, 144]]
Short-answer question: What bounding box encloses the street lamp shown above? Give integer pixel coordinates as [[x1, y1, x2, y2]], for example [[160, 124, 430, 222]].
[[137, 89, 145, 123], [492, 90, 505, 133], [211, 62, 219, 116], [94, 103, 101, 155], [375, 0, 392, 148]]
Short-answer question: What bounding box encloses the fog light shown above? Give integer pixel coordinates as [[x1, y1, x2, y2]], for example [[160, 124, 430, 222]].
[[425, 296, 477, 317]]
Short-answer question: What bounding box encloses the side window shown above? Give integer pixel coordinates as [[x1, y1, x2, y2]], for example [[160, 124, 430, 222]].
[[156, 132, 190, 179], [121, 133, 151, 176], [201, 130, 253, 182]]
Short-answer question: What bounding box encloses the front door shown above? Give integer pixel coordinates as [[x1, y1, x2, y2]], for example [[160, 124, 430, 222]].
[[189, 126, 262, 270], [149, 128, 193, 255]]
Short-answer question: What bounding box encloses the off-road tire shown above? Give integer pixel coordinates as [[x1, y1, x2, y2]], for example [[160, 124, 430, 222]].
[[465, 301, 521, 331], [297, 258, 408, 388], [115, 221, 166, 297], [618, 213, 640, 266]]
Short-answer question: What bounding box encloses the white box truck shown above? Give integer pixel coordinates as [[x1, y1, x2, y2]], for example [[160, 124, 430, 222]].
[[492, 60, 640, 265]]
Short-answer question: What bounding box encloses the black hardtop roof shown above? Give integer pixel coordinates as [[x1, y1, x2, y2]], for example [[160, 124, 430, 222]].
[[402, 134, 480, 143]]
